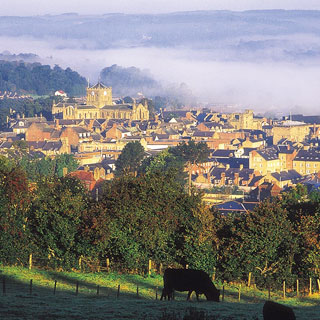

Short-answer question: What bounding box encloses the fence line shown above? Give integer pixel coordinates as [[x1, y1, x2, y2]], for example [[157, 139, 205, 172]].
[[1, 275, 319, 302]]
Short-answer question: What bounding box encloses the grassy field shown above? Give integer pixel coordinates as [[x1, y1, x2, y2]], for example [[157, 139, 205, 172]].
[[1, 266, 320, 319]]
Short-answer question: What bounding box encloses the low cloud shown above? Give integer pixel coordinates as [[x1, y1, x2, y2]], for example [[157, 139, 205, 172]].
[[1, 32, 320, 116]]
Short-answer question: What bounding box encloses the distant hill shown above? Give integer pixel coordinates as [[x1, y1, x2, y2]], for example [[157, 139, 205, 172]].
[[100, 64, 196, 109], [1, 11, 320, 62], [100, 64, 159, 97], [0, 61, 87, 96]]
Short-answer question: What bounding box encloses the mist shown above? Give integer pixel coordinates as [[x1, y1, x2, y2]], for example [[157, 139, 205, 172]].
[[1, 11, 320, 115]]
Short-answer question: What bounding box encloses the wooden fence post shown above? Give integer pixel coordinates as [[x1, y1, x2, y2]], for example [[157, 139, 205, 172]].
[[76, 282, 79, 296], [117, 284, 120, 299], [136, 286, 139, 298], [238, 284, 241, 302], [148, 260, 152, 276], [29, 254, 32, 270], [53, 280, 57, 295], [248, 272, 252, 287], [283, 281, 286, 299], [78, 257, 82, 271], [317, 279, 320, 293], [296, 279, 299, 297], [309, 278, 312, 296], [222, 285, 225, 302], [106, 258, 110, 272], [29, 279, 33, 295]]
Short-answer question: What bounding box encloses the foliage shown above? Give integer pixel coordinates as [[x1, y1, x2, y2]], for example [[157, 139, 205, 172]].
[[115, 141, 145, 177], [17, 153, 79, 181], [240, 200, 297, 288], [28, 176, 88, 269], [82, 172, 210, 273], [0, 165, 33, 264], [169, 140, 210, 165], [0, 96, 60, 127], [0, 60, 87, 96]]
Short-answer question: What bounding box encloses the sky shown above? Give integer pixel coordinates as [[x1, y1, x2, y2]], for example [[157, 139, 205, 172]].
[[2, 0, 320, 16]]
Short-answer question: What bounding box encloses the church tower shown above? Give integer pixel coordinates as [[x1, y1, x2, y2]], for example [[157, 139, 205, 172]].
[[86, 82, 112, 108]]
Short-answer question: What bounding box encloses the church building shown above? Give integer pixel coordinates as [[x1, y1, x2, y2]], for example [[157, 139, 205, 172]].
[[52, 82, 149, 121]]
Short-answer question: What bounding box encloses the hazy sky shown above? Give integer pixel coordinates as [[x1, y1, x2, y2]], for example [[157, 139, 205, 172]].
[[2, 0, 320, 16]]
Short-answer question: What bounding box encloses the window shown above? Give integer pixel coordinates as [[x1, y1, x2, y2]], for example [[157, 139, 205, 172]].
[[306, 163, 310, 168]]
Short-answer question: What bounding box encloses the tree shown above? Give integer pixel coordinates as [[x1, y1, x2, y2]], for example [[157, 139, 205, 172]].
[[54, 153, 79, 177], [115, 141, 145, 176], [239, 200, 297, 288], [169, 141, 210, 193], [138, 148, 186, 184], [82, 170, 210, 273], [28, 176, 88, 269], [0, 165, 33, 264]]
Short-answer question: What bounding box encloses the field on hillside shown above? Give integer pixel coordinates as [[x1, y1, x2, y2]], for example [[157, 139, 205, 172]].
[[1, 267, 320, 319]]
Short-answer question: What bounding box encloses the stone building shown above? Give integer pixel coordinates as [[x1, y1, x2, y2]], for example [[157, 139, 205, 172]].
[[52, 82, 149, 121], [272, 120, 310, 145], [228, 109, 264, 130]]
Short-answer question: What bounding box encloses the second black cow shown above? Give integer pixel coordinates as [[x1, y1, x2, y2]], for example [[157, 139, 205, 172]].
[[160, 268, 220, 302]]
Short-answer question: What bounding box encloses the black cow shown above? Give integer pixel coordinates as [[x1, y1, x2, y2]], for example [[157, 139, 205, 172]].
[[263, 301, 296, 320], [160, 268, 220, 302]]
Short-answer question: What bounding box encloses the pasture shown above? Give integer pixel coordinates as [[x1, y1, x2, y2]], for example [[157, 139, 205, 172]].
[[0, 266, 320, 319]]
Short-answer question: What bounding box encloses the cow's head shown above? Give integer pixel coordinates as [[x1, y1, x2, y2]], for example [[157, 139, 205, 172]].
[[205, 289, 220, 302]]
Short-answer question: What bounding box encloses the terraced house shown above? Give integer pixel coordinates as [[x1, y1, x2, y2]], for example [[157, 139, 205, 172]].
[[293, 149, 320, 175], [249, 147, 280, 175]]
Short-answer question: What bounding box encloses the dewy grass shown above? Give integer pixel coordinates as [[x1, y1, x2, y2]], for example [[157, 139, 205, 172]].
[[1, 266, 320, 319]]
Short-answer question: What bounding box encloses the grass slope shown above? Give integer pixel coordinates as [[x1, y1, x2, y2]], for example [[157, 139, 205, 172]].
[[0, 266, 320, 319]]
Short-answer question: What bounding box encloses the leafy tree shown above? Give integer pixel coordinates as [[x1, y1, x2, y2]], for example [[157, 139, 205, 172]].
[[0, 165, 33, 264], [115, 141, 145, 177], [239, 200, 297, 288], [169, 140, 210, 193], [54, 153, 79, 177], [82, 171, 210, 273], [28, 176, 88, 269], [138, 148, 185, 184]]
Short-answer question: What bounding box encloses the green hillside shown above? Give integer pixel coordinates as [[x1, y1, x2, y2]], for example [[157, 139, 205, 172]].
[[0, 60, 87, 96]]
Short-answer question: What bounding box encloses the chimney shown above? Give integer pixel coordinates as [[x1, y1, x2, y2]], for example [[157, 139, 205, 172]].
[[234, 172, 239, 186], [55, 119, 60, 129], [94, 167, 100, 181], [221, 172, 226, 186], [88, 119, 94, 131]]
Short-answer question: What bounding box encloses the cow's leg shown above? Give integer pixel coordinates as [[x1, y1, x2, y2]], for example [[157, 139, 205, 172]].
[[160, 288, 169, 300], [187, 290, 193, 301], [195, 291, 200, 301]]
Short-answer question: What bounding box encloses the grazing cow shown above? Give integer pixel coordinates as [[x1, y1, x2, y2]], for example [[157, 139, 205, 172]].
[[160, 268, 220, 302], [263, 301, 296, 320]]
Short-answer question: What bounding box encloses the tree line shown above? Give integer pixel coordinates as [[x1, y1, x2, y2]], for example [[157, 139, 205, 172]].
[[0, 60, 87, 96], [0, 142, 320, 290]]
